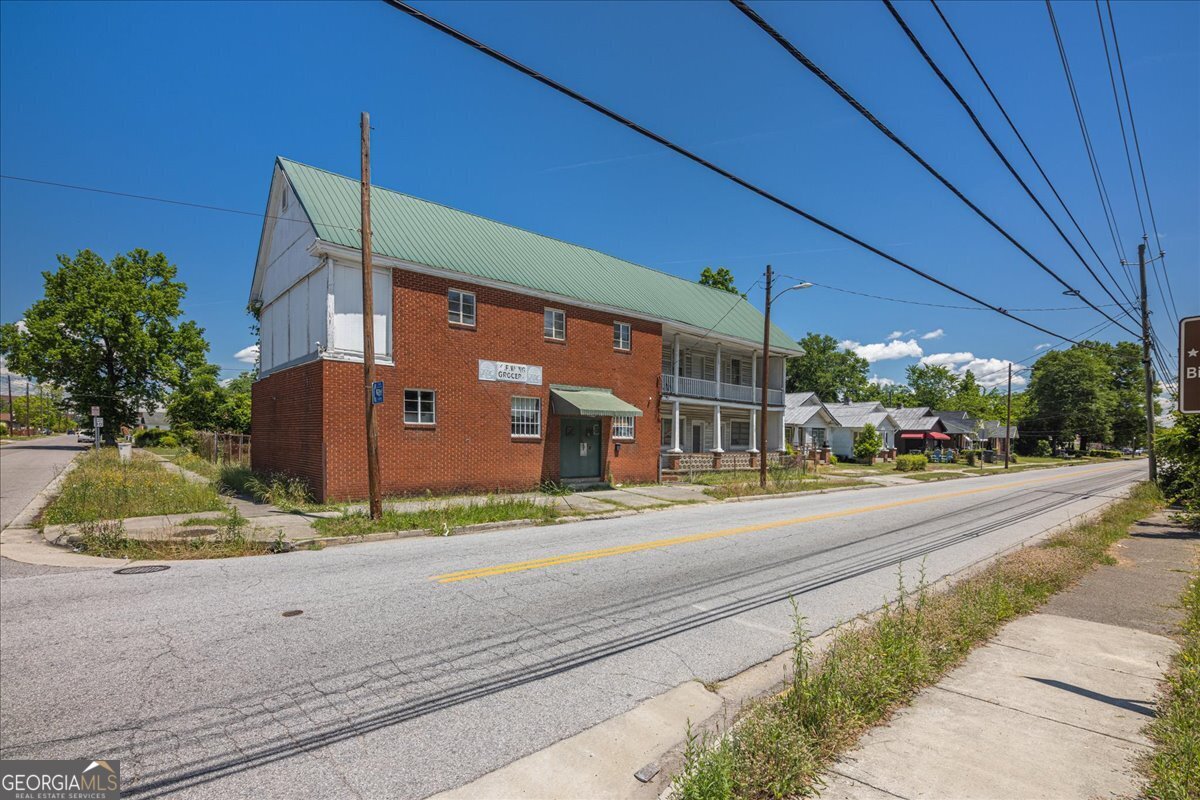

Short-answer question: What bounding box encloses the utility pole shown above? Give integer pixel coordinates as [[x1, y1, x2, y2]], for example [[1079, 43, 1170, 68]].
[[1003, 363, 1012, 470], [758, 264, 773, 490], [361, 111, 383, 520], [1138, 240, 1157, 483]]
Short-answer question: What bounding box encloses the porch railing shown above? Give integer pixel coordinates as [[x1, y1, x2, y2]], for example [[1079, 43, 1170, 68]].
[[662, 373, 784, 406]]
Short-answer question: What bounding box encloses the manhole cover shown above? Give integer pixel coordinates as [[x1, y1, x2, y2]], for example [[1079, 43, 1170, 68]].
[[113, 565, 170, 575], [282, 610, 303, 617]]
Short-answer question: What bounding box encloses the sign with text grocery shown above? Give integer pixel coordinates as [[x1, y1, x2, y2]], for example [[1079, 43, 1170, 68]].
[[1181, 316, 1200, 414], [478, 360, 543, 386]]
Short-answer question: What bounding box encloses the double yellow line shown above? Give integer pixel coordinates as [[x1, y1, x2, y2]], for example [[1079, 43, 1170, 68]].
[[429, 465, 1126, 584]]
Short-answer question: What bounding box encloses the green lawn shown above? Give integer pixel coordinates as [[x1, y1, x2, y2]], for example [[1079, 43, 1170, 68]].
[[690, 468, 866, 499], [41, 449, 224, 525]]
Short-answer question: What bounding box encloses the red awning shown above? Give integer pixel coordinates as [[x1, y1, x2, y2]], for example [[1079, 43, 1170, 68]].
[[929, 431, 951, 441], [900, 432, 924, 440]]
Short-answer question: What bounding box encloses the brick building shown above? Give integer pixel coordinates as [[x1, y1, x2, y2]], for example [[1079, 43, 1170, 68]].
[[248, 158, 801, 501]]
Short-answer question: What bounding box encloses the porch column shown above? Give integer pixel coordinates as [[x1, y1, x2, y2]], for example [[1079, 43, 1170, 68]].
[[715, 342, 722, 401], [672, 333, 681, 380], [669, 400, 682, 453], [712, 403, 723, 453], [751, 351, 757, 391], [776, 410, 786, 452], [748, 408, 758, 453]]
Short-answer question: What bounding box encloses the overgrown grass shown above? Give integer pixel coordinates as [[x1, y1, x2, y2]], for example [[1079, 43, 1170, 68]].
[[1143, 572, 1200, 800], [693, 467, 864, 500], [671, 482, 1163, 800], [73, 509, 283, 560], [217, 465, 312, 511], [41, 450, 224, 525], [313, 496, 559, 537]]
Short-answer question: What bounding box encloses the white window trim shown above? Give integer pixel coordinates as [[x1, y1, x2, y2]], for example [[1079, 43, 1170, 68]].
[[511, 396, 542, 438], [613, 321, 631, 351], [544, 308, 566, 341], [403, 388, 436, 426], [448, 288, 476, 327], [613, 414, 635, 440]]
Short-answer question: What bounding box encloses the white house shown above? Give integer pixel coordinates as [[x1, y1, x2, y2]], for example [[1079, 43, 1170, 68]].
[[783, 391, 837, 452], [827, 401, 898, 459]]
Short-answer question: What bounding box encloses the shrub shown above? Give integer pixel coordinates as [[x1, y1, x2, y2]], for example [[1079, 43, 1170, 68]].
[[1090, 449, 1122, 459], [896, 454, 928, 472], [133, 428, 170, 447], [0, 422, 7, 436], [828, 454, 838, 465], [1035, 439, 1053, 457], [854, 423, 883, 463]]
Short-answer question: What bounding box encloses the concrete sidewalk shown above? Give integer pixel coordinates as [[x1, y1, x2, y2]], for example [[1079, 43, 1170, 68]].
[[821, 511, 1198, 800]]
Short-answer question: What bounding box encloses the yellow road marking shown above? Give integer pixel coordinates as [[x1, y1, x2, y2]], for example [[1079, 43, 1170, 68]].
[[430, 465, 1127, 584]]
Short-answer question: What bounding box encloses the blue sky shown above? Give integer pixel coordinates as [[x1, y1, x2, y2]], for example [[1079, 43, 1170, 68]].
[[2, 0, 1196, 391]]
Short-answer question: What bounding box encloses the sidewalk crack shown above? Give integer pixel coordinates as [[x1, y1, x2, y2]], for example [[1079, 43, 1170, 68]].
[[930, 685, 1150, 746], [827, 767, 911, 799]]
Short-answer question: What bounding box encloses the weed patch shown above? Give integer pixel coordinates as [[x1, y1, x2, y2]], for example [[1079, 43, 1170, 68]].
[[670, 483, 1163, 799], [73, 508, 279, 560], [1143, 572, 1200, 800], [313, 496, 558, 537], [42, 450, 223, 525]]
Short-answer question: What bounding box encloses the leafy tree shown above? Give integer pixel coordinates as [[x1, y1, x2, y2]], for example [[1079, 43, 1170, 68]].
[[905, 363, 959, 409], [0, 249, 208, 441], [1156, 411, 1200, 529], [168, 367, 252, 434], [1080, 340, 1154, 448], [698, 266, 743, 297], [854, 422, 883, 462], [864, 381, 915, 408], [787, 332, 871, 401], [1023, 347, 1113, 448]]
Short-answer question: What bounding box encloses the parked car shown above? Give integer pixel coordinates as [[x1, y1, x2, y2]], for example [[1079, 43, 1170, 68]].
[[76, 430, 94, 444]]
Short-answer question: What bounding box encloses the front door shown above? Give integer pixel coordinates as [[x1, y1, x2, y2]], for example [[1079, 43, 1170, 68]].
[[560, 416, 602, 479], [691, 422, 703, 453]]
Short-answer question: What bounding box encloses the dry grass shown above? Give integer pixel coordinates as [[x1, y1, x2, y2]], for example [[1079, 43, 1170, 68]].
[[671, 482, 1163, 800]]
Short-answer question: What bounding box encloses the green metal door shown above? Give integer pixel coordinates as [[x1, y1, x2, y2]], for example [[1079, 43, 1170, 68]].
[[560, 416, 602, 479]]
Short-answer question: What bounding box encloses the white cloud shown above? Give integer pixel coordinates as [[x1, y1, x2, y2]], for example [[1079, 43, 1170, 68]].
[[920, 351, 1027, 389], [1034, 342, 1053, 351], [886, 329, 914, 341], [868, 375, 896, 387], [920, 328, 945, 340], [843, 338, 924, 363], [234, 345, 260, 365]]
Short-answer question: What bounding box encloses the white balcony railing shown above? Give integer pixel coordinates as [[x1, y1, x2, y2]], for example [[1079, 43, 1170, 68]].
[[663, 373, 784, 406]]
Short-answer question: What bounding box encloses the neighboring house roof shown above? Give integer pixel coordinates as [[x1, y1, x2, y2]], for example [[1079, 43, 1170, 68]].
[[829, 402, 896, 429], [929, 410, 977, 436], [979, 420, 1019, 439], [139, 408, 169, 429], [887, 406, 939, 431], [264, 158, 802, 353], [784, 392, 836, 427]]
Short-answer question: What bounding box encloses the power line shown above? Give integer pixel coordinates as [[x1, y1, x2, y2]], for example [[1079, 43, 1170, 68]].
[[871, 0, 1139, 333], [927, 0, 1139, 316], [1104, 0, 1183, 331], [782, 276, 1124, 313], [1045, 1, 1138, 301], [382, 0, 1087, 346], [0, 174, 363, 235], [1092, 0, 1146, 235], [730, 0, 1137, 339]]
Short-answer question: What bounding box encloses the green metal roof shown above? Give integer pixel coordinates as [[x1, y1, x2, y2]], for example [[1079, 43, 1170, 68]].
[[549, 385, 644, 418], [278, 157, 801, 352]]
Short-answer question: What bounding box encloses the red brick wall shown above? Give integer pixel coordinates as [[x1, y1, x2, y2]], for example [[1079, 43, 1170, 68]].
[[250, 359, 325, 497], [311, 270, 662, 500]]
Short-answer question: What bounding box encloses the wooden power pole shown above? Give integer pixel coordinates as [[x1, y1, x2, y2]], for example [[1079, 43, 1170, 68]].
[[1003, 362, 1012, 470], [361, 111, 383, 519], [1138, 241, 1157, 484], [758, 264, 773, 490]]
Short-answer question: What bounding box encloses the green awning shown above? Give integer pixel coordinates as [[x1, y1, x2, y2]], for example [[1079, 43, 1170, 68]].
[[549, 385, 643, 418]]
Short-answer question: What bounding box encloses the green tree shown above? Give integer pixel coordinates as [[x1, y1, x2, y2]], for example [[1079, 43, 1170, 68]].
[[854, 422, 883, 462], [698, 266, 743, 297], [1080, 340, 1153, 448], [0, 249, 208, 441], [864, 380, 915, 408], [1156, 411, 1200, 529], [168, 367, 252, 434], [906, 363, 959, 409], [787, 332, 871, 401], [1023, 347, 1113, 449]]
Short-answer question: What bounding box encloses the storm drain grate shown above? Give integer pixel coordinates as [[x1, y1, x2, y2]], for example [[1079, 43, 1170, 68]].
[[113, 565, 170, 575]]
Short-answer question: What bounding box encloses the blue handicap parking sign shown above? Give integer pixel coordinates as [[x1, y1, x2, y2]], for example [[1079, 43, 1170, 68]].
[[372, 381, 384, 405]]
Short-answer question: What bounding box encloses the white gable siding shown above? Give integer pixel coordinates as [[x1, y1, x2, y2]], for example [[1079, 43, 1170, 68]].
[[259, 177, 320, 308], [330, 261, 392, 359]]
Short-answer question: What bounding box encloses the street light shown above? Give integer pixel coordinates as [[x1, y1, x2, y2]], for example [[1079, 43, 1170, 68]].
[[760, 267, 812, 489]]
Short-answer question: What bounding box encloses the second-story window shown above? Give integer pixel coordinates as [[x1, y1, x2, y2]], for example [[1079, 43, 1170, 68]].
[[544, 308, 565, 341], [613, 322, 631, 351], [448, 289, 476, 327]]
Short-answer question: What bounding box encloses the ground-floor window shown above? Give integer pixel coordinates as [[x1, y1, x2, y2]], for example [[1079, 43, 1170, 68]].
[[613, 415, 635, 440], [404, 389, 436, 425], [810, 427, 826, 448], [511, 396, 541, 437], [729, 420, 750, 448]]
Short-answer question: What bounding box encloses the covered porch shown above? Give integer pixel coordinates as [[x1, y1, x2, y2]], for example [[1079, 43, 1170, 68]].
[[658, 400, 787, 471], [898, 430, 953, 453]]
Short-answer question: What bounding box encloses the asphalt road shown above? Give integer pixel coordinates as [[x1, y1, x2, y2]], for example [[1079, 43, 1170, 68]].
[[0, 434, 82, 530], [0, 460, 1145, 799]]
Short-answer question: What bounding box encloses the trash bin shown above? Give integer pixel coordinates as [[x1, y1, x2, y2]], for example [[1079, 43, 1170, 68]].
[[118, 441, 133, 463]]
